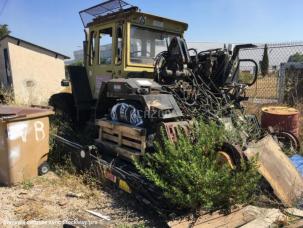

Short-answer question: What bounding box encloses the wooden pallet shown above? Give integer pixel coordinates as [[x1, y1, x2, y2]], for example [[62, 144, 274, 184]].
[[95, 119, 146, 160]]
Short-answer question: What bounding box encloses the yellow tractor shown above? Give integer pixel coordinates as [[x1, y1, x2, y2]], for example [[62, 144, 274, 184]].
[[50, 0, 274, 212]]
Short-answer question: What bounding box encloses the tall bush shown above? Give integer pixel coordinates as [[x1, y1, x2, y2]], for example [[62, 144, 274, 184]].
[[0, 24, 10, 38], [288, 52, 303, 63], [135, 121, 260, 212], [261, 44, 269, 76]]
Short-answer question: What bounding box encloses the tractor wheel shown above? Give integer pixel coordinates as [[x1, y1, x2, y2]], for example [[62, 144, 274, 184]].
[[49, 93, 75, 121], [217, 151, 235, 169], [274, 131, 300, 154], [217, 143, 244, 169], [71, 148, 92, 172]]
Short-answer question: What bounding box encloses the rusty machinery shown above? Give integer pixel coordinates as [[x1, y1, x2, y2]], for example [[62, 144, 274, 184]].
[[50, 0, 299, 213]]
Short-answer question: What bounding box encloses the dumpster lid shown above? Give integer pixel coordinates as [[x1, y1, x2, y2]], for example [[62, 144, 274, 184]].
[[0, 105, 54, 122]]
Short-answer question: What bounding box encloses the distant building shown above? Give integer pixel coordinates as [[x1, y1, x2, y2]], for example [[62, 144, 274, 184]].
[[67, 41, 303, 74], [67, 42, 226, 65], [0, 35, 69, 105], [187, 42, 226, 52]]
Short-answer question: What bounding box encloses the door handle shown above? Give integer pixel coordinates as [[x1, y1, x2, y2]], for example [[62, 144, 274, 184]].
[[106, 70, 112, 73]]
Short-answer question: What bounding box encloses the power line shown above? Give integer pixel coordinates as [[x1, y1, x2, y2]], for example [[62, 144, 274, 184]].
[[0, 0, 9, 18]]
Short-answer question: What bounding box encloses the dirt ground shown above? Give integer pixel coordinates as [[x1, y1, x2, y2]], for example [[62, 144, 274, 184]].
[[0, 171, 166, 228]]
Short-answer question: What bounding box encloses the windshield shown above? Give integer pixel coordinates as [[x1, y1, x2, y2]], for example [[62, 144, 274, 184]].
[[130, 25, 176, 65]]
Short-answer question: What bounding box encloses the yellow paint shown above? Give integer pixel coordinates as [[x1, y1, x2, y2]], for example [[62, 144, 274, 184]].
[[84, 9, 188, 98], [119, 179, 132, 193]]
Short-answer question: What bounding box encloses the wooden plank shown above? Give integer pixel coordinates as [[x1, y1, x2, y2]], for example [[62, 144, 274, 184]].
[[244, 135, 303, 207], [96, 119, 147, 160], [98, 127, 103, 141], [102, 127, 142, 141], [121, 138, 142, 150], [140, 136, 146, 154], [241, 208, 286, 228], [168, 206, 262, 228], [102, 134, 142, 151], [118, 132, 122, 146], [102, 130, 142, 150], [97, 119, 145, 137], [102, 133, 119, 143], [122, 134, 141, 143], [102, 127, 118, 136], [95, 139, 142, 160]]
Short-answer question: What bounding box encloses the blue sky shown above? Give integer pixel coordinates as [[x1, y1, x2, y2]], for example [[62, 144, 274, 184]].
[[0, 0, 302, 58]]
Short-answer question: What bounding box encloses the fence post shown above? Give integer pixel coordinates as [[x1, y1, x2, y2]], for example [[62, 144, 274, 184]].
[[278, 63, 286, 103]]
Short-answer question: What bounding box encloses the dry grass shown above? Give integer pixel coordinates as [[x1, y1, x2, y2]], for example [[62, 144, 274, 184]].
[[0, 171, 160, 227], [246, 76, 278, 99]]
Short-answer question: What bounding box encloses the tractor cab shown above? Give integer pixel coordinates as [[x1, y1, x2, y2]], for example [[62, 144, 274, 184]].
[[80, 0, 188, 98]]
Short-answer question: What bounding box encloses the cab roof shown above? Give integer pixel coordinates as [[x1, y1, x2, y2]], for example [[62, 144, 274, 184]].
[[79, 0, 134, 27], [80, 0, 188, 33]]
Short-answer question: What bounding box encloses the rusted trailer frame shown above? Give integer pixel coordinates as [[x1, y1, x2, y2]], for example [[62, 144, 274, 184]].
[[54, 134, 172, 214]]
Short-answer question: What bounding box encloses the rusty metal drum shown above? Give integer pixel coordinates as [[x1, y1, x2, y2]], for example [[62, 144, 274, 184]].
[[261, 106, 300, 138]]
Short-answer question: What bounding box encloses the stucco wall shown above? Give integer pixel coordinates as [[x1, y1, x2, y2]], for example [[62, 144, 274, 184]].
[[7, 39, 66, 105]]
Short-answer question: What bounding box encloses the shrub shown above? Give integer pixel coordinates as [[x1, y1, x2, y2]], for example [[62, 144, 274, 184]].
[[0, 87, 15, 105], [260, 44, 269, 76], [0, 24, 10, 38], [288, 52, 303, 63], [239, 71, 254, 84], [135, 121, 260, 212]]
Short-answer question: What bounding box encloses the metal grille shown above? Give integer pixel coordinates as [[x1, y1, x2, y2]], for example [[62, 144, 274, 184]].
[[79, 0, 134, 27]]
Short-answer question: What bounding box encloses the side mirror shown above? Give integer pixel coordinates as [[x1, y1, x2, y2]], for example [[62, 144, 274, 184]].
[[237, 59, 258, 86], [61, 79, 70, 87]]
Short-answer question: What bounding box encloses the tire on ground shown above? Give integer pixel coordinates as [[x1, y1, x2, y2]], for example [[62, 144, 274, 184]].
[[49, 93, 75, 120]]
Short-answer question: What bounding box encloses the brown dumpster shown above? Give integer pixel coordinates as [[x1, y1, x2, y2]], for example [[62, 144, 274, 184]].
[[0, 105, 53, 186]]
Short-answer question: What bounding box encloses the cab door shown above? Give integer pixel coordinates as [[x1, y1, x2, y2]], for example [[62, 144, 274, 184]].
[[93, 24, 116, 98]]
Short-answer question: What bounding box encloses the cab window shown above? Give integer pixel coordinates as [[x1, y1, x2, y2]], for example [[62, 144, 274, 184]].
[[130, 25, 175, 65], [98, 28, 113, 65]]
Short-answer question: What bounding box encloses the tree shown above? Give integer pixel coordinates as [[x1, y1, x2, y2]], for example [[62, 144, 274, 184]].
[[0, 24, 10, 38], [70, 60, 84, 66], [260, 44, 269, 76], [288, 52, 303, 63]]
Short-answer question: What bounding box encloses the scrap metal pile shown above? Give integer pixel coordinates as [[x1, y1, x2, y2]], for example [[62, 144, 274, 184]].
[[152, 37, 265, 149], [154, 37, 258, 122]]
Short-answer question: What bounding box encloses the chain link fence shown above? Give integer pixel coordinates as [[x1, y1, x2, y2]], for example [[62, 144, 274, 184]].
[[238, 42, 303, 104]]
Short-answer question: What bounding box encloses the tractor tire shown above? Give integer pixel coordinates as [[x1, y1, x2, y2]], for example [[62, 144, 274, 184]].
[[49, 93, 75, 121], [218, 143, 245, 169], [71, 148, 92, 172], [274, 131, 300, 154]]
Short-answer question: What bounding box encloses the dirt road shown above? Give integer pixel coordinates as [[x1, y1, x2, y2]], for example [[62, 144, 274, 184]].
[[0, 171, 164, 227]]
